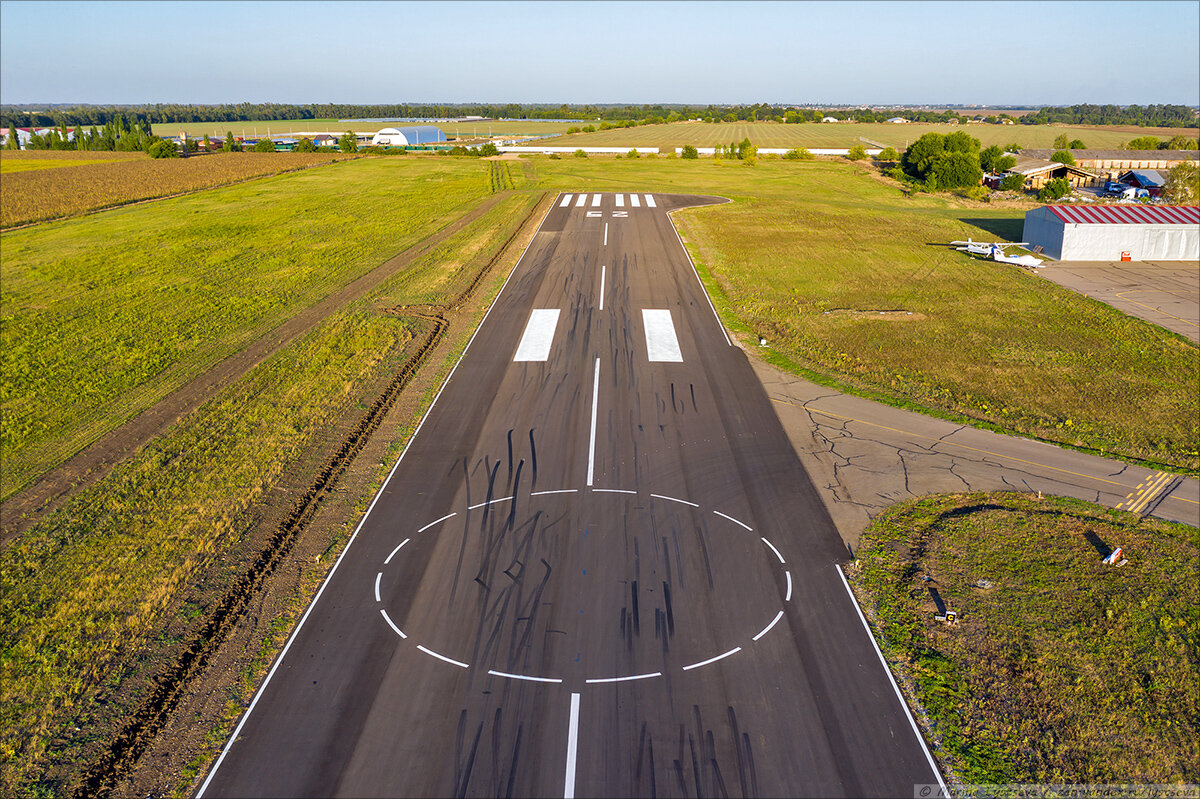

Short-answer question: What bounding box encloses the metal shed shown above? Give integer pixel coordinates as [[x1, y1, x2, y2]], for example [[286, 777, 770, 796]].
[[370, 125, 448, 147], [1022, 205, 1199, 261]]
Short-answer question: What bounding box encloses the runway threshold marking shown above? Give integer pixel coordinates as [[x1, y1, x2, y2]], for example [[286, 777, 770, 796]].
[[591, 193, 602, 207], [615, 193, 624, 207], [575, 194, 587, 207], [644, 194, 656, 207], [643, 309, 684, 362], [559, 194, 572, 207], [630, 194, 641, 208], [514, 309, 561, 361], [564, 692, 581, 799]]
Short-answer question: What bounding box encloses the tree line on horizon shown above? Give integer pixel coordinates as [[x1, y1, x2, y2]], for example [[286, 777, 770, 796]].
[[2, 102, 1195, 130]]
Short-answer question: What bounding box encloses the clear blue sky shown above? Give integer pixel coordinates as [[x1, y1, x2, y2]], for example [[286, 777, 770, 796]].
[[2, 0, 1197, 107]]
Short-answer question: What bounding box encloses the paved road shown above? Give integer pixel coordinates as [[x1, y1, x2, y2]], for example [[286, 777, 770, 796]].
[[198, 193, 942, 798]]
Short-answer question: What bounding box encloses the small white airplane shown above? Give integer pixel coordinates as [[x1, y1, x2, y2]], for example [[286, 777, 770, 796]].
[[951, 238, 1044, 267]]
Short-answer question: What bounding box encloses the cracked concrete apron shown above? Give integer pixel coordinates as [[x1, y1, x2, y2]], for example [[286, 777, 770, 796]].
[[749, 355, 1199, 551]]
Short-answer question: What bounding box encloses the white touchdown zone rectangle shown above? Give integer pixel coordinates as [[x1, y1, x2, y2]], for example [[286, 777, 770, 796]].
[[642, 309, 683, 362], [513, 309, 561, 361]]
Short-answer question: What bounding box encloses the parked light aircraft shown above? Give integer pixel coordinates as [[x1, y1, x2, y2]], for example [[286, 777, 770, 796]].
[[951, 239, 1044, 267]]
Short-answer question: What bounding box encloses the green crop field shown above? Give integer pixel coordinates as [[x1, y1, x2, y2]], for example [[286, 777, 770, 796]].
[[523, 156, 1198, 471], [0, 157, 494, 500], [538, 120, 1199, 151], [152, 118, 579, 139], [849, 492, 1199, 783]]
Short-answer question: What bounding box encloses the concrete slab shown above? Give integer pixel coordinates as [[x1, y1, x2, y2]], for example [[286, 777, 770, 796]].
[[1036, 260, 1200, 342]]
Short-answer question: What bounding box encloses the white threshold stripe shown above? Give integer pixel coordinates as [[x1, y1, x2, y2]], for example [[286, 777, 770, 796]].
[[644, 194, 656, 207], [418, 645, 469, 669], [564, 693, 581, 799], [575, 193, 587, 207], [643, 309, 683, 362], [374, 573, 382, 602], [593, 487, 636, 495], [194, 187, 561, 799], [836, 565, 947, 792], [630, 193, 641, 207], [667, 205, 732, 347], [379, 608, 406, 638], [559, 194, 572, 207], [384, 538, 410, 564], [514, 308, 561, 362], [586, 357, 600, 486], [713, 510, 752, 531], [615, 193, 624, 207], [650, 492, 699, 508], [599, 265, 605, 311], [785, 570, 793, 601], [532, 489, 578, 496], [682, 647, 741, 671], [418, 512, 456, 533], [488, 669, 562, 683], [761, 537, 786, 563], [753, 610, 785, 641], [591, 193, 602, 207], [585, 671, 662, 684]]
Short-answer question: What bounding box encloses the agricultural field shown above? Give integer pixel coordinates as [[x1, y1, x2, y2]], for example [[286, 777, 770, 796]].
[[0, 150, 354, 228], [151, 118, 579, 139], [524, 156, 1198, 471], [0, 157, 494, 501], [150, 118, 346, 138], [538, 120, 1200, 151], [849, 492, 1199, 783]]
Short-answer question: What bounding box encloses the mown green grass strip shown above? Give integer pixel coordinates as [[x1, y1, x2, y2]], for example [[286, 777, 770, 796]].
[[847, 492, 1199, 783], [1, 158, 494, 499], [522, 157, 1198, 471]]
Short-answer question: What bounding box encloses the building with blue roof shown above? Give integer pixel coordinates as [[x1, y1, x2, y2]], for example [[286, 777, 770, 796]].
[[370, 125, 447, 147]]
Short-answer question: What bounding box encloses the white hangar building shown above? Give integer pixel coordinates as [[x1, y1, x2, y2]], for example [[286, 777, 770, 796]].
[[370, 125, 448, 147], [1023, 205, 1199, 261]]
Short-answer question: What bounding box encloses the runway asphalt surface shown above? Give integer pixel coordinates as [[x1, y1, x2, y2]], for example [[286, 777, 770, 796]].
[[198, 193, 943, 798]]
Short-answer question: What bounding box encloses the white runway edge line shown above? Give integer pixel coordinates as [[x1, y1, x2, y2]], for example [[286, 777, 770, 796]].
[[835, 565, 948, 793], [643, 309, 684, 362], [564, 692, 581, 799], [195, 192, 561, 799], [514, 308, 561, 362], [666, 202, 733, 347], [586, 357, 600, 486]]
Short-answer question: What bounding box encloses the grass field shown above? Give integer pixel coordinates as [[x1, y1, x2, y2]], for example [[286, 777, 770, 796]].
[[848, 492, 1199, 783], [152, 118, 579, 139], [0, 157, 494, 500], [522, 157, 1198, 471], [538, 120, 1200, 151], [0, 150, 357, 228]]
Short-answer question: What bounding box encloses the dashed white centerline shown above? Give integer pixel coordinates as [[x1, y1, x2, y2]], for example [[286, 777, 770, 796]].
[[753, 610, 785, 641], [713, 510, 752, 531], [603, 222, 608, 246], [417, 645, 469, 669], [532, 489, 578, 496], [418, 512, 456, 533], [384, 538, 410, 564], [650, 493, 699, 508], [682, 647, 742, 671], [379, 609, 406, 639], [599, 264, 606, 311], [564, 693, 581, 799], [488, 669, 563, 684], [761, 537, 786, 564], [585, 671, 662, 684], [785, 570, 793, 601], [374, 572, 382, 602], [586, 357, 600, 486], [593, 487, 636, 495], [468, 495, 514, 510]]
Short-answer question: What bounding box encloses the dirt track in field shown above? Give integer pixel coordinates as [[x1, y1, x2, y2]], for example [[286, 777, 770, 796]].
[[0, 190, 519, 545]]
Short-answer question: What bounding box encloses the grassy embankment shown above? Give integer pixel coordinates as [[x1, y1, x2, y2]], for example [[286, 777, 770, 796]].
[[540, 120, 1199, 151], [847, 492, 1198, 783], [0, 157, 540, 795], [0, 157, 492, 501], [0, 150, 356, 228], [524, 156, 1198, 472]]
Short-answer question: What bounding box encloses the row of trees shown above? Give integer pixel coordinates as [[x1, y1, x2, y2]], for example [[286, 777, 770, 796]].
[[5, 102, 1194, 131]]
